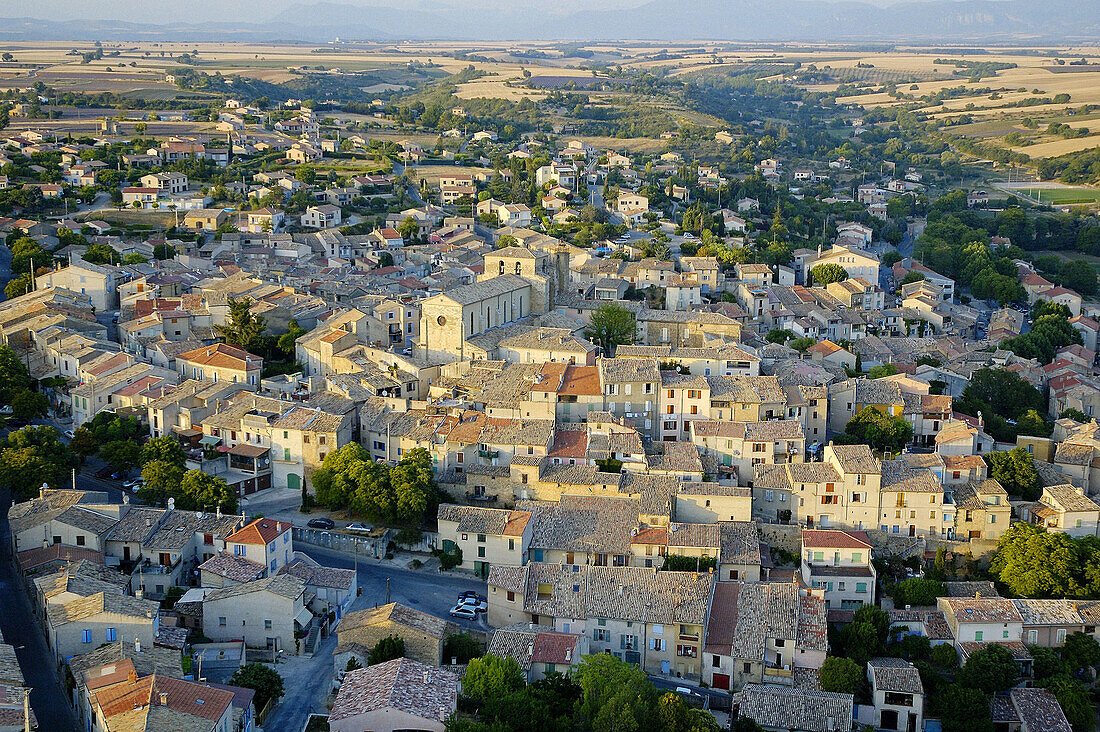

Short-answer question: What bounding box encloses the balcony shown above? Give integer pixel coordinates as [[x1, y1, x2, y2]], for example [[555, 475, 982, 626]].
[[478, 448, 499, 459], [764, 666, 793, 685]]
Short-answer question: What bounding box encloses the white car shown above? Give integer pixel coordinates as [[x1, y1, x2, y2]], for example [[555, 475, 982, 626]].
[[0, 406, 13, 416], [64, 429, 76, 439], [675, 686, 701, 697], [449, 604, 478, 620], [123, 478, 144, 491], [345, 523, 373, 534]]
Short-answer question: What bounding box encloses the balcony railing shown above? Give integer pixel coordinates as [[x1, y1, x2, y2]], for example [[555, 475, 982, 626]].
[[478, 449, 499, 459]]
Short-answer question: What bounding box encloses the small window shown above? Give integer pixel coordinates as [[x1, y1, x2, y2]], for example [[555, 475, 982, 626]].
[[82, 630, 92, 643]]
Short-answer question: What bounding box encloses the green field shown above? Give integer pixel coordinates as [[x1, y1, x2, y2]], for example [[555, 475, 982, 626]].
[[1005, 187, 1100, 205]]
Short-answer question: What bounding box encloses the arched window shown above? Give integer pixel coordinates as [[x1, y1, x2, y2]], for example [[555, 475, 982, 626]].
[[515, 261, 522, 275], [498, 260, 505, 276]]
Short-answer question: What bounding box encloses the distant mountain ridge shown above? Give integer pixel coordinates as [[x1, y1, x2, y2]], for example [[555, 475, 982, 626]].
[[0, 0, 1098, 42]]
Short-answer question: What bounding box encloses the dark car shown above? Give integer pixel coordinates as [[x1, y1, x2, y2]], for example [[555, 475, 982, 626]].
[[307, 518, 335, 530], [458, 590, 485, 603]]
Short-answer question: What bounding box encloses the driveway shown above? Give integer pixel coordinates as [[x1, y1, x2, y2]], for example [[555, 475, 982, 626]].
[[0, 490, 79, 732]]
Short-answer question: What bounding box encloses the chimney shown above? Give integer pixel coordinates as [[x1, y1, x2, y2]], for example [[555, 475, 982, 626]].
[[975, 591, 982, 600], [159, 692, 168, 707], [127, 669, 137, 683], [135, 587, 144, 599], [277, 522, 282, 533], [134, 637, 141, 653]]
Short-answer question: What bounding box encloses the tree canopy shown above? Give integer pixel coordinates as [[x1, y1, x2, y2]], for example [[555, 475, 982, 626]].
[[214, 297, 267, 354], [843, 407, 913, 453], [989, 523, 1100, 598], [0, 425, 78, 500], [229, 663, 284, 712], [585, 303, 635, 355], [984, 448, 1042, 500], [312, 444, 439, 525], [810, 263, 848, 285]]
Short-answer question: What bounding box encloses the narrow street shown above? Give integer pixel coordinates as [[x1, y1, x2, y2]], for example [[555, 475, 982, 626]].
[[0, 490, 79, 732], [262, 545, 487, 732]]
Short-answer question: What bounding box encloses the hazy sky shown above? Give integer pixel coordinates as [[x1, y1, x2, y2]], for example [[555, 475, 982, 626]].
[[0, 0, 923, 24]]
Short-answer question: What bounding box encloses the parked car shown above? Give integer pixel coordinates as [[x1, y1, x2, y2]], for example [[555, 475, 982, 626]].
[[307, 518, 335, 530], [460, 597, 487, 613], [457, 590, 484, 602], [675, 686, 702, 698], [449, 604, 478, 620], [122, 478, 144, 491], [345, 523, 372, 534], [63, 429, 76, 439], [0, 405, 13, 416], [94, 466, 115, 479]]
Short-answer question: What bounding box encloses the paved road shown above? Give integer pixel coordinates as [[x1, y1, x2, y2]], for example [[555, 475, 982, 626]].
[[0, 490, 79, 732], [262, 632, 338, 732], [650, 674, 729, 707], [263, 545, 488, 731], [298, 543, 489, 628]]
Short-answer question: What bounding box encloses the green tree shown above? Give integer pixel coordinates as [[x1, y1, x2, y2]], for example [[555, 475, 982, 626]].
[[765, 329, 793, 344], [574, 653, 658, 732], [0, 344, 31, 405], [881, 250, 903, 267], [390, 448, 437, 525], [1042, 675, 1094, 732], [228, 662, 284, 711], [931, 643, 958, 668], [277, 319, 306, 357], [68, 427, 100, 458], [443, 633, 482, 664], [139, 459, 184, 507], [838, 605, 891, 665], [899, 271, 926, 286], [585, 303, 635, 355], [10, 389, 48, 421], [176, 469, 236, 513], [656, 692, 720, 732], [121, 252, 148, 265], [1016, 408, 1051, 438], [1060, 632, 1100, 672], [1029, 645, 1067, 680], [82, 242, 119, 265], [844, 407, 913, 452], [1059, 260, 1098, 297], [463, 654, 526, 709], [214, 297, 267, 354], [819, 656, 863, 695], [956, 368, 1044, 431], [809, 263, 848, 285], [397, 216, 420, 241], [99, 440, 141, 472], [0, 425, 78, 500], [141, 435, 187, 468], [890, 578, 946, 607], [930, 684, 994, 732], [367, 635, 406, 665], [4, 273, 32, 299], [868, 364, 899, 379], [788, 337, 815, 352], [984, 448, 1041, 500], [989, 523, 1082, 598], [958, 642, 1019, 694]]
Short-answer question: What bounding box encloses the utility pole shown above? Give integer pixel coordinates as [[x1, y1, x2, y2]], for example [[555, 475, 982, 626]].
[[386, 577, 391, 604]]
